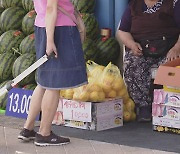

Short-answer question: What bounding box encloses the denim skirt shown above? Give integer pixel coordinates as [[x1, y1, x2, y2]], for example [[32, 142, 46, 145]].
[[35, 26, 87, 89]]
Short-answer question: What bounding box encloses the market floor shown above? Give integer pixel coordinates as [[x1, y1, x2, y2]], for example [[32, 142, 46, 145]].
[[0, 115, 178, 154]]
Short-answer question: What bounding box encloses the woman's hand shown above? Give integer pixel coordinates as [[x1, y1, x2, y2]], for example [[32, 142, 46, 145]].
[[130, 42, 143, 56], [166, 40, 180, 61], [46, 41, 58, 58]]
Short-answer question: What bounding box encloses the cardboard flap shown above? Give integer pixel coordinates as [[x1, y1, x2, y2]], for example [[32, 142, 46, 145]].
[[154, 65, 180, 87]]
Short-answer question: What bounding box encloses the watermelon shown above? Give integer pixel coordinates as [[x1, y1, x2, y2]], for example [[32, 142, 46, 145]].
[[0, 80, 10, 109], [23, 84, 37, 90], [95, 37, 120, 66], [19, 33, 35, 54], [0, 30, 25, 54], [22, 0, 34, 12], [22, 10, 36, 35], [82, 13, 100, 40], [82, 38, 98, 61], [1, 0, 22, 9], [0, 7, 26, 32], [72, 0, 96, 13], [12, 53, 36, 86], [0, 53, 17, 82]]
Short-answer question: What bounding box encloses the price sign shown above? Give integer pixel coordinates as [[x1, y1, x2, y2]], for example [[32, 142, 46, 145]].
[[5, 88, 40, 120], [62, 99, 92, 122]]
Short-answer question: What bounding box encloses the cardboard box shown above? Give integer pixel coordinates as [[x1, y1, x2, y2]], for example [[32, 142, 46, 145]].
[[152, 103, 180, 121], [152, 116, 180, 129], [153, 89, 180, 107], [52, 98, 123, 131], [64, 114, 123, 131], [154, 58, 180, 88]]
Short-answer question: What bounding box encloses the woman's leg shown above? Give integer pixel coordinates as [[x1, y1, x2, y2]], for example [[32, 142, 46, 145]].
[[24, 85, 45, 130], [38, 89, 60, 136]]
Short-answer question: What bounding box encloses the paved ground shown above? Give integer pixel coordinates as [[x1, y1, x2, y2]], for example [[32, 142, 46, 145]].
[[0, 115, 178, 154]]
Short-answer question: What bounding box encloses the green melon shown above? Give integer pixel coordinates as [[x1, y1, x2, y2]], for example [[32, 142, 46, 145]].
[[1, 0, 22, 9], [0, 53, 17, 82], [12, 53, 36, 86], [95, 37, 120, 66], [0, 80, 10, 109], [22, 10, 36, 35], [0, 30, 25, 54], [0, 7, 26, 32], [82, 38, 98, 61], [72, 0, 96, 13], [23, 83, 37, 90], [22, 0, 34, 12], [19, 33, 35, 54], [81, 13, 100, 40]]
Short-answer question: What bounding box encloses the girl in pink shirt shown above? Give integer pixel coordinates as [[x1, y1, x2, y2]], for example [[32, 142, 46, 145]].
[[18, 0, 87, 146]]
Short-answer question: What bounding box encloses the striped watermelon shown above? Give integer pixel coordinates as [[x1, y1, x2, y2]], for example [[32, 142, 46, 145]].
[[1, 0, 22, 9], [82, 38, 98, 61], [82, 13, 99, 40], [22, 0, 34, 12], [0, 80, 10, 109], [72, 0, 96, 13], [95, 37, 120, 66], [0, 7, 26, 32], [22, 10, 36, 35], [0, 30, 25, 54], [0, 53, 17, 82], [19, 33, 35, 54], [12, 53, 36, 86]]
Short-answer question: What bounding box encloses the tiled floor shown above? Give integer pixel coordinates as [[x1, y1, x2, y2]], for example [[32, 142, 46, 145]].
[[0, 126, 177, 154]]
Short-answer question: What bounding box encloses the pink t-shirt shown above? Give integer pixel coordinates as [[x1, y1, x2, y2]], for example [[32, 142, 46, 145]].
[[33, 0, 76, 27]]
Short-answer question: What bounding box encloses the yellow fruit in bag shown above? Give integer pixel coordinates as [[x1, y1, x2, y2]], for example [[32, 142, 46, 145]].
[[117, 88, 127, 97], [64, 89, 74, 100], [130, 112, 136, 121], [60, 90, 66, 98], [79, 92, 89, 102], [99, 91, 105, 101], [123, 111, 131, 122], [122, 93, 130, 103], [89, 91, 99, 102], [107, 90, 117, 98], [88, 84, 102, 92], [125, 99, 135, 112], [112, 78, 124, 91]]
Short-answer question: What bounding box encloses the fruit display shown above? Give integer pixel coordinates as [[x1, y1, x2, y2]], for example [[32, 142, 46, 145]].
[[0, 0, 124, 122], [0, 0, 36, 110], [60, 61, 136, 122]]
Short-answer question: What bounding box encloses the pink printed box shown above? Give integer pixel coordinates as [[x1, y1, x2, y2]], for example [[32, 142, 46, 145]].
[[153, 89, 180, 107], [152, 103, 180, 121]]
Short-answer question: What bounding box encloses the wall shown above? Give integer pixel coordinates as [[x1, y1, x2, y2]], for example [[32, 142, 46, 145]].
[[94, 0, 129, 36]]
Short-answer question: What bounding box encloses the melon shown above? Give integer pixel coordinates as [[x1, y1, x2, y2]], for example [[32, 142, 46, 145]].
[[22, 10, 36, 35], [12, 53, 36, 86], [19, 33, 35, 54], [0, 30, 25, 54], [0, 7, 26, 32]]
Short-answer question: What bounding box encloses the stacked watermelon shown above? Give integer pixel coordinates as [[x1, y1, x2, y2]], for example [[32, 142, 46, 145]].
[[73, 0, 120, 66], [0, 0, 36, 110]]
